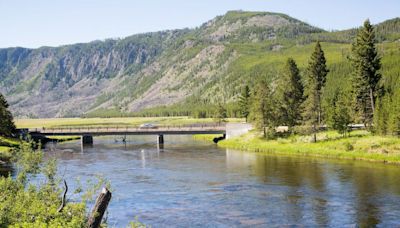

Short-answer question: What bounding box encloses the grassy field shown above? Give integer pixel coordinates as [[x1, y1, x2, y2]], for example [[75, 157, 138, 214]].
[[212, 130, 400, 164], [15, 117, 243, 129]]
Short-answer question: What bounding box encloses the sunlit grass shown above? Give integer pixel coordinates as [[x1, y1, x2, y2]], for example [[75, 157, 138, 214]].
[[217, 130, 400, 164]]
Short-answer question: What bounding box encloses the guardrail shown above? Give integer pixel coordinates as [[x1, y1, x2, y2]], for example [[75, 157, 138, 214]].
[[27, 123, 227, 134]]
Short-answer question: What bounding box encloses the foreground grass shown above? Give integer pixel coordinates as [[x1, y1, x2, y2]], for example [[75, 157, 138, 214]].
[[217, 130, 400, 164], [15, 117, 243, 129]]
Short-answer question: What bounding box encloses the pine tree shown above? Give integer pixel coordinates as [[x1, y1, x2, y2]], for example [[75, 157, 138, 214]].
[[351, 19, 381, 130], [303, 42, 329, 142], [387, 89, 400, 136], [0, 93, 16, 137], [374, 95, 389, 135], [327, 90, 352, 136], [238, 85, 251, 122], [250, 79, 278, 138], [277, 58, 304, 130]]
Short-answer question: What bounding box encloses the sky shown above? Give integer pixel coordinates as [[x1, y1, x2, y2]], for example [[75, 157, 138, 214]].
[[0, 0, 399, 48]]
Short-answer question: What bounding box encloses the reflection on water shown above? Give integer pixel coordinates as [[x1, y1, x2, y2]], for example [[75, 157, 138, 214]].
[[226, 150, 400, 227], [37, 136, 400, 227]]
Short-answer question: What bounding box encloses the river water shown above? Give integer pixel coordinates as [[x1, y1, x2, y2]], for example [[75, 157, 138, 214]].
[[4, 135, 400, 227]]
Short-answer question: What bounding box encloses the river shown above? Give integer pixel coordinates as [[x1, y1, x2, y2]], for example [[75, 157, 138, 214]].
[[3, 135, 400, 227]]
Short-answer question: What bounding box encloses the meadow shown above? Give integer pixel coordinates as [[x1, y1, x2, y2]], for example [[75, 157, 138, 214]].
[[15, 117, 243, 129]]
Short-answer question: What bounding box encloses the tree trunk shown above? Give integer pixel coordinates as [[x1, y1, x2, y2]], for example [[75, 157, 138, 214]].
[[317, 93, 322, 127], [312, 123, 317, 143], [369, 88, 375, 114], [87, 187, 112, 228]]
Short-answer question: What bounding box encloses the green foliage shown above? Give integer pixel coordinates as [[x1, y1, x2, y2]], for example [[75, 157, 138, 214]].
[[250, 79, 279, 138], [302, 42, 329, 142], [238, 85, 251, 121], [0, 93, 16, 137], [0, 141, 87, 227], [214, 103, 227, 123], [326, 89, 352, 136], [351, 20, 381, 129], [276, 58, 304, 129], [129, 218, 147, 228], [375, 80, 400, 136]]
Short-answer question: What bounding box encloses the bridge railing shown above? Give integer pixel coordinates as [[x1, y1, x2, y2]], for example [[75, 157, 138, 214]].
[[29, 122, 226, 133]]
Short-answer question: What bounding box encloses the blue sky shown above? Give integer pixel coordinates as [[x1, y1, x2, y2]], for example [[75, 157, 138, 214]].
[[0, 0, 399, 48]]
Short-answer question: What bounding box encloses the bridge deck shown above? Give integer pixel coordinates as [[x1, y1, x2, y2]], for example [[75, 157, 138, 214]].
[[27, 125, 226, 136]]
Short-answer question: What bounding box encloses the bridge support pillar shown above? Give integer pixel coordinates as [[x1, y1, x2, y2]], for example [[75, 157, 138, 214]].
[[82, 135, 93, 145], [158, 135, 164, 145]]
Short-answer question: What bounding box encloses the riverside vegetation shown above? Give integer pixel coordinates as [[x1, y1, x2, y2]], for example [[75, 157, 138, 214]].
[[197, 20, 400, 164]]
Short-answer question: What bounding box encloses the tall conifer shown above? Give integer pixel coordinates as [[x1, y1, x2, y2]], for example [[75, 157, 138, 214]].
[[0, 93, 16, 137], [303, 42, 329, 142], [239, 85, 251, 122], [351, 19, 381, 129], [277, 58, 304, 130]]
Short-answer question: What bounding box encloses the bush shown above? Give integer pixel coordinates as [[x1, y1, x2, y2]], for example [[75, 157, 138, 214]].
[[0, 141, 86, 227], [344, 141, 354, 151]]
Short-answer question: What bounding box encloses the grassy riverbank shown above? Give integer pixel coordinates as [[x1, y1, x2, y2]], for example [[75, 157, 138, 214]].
[[196, 130, 400, 164], [15, 117, 243, 128], [0, 136, 19, 161], [46, 136, 81, 142]]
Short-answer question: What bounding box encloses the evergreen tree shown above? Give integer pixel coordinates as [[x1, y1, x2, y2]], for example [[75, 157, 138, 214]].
[[250, 79, 278, 138], [0, 93, 16, 137], [374, 95, 390, 135], [214, 103, 227, 123], [351, 19, 381, 129], [327, 90, 352, 136], [238, 85, 251, 122], [387, 89, 400, 136], [277, 58, 304, 130], [302, 42, 329, 142]]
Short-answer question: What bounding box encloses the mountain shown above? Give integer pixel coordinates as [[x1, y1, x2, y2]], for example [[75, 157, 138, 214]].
[[1, 11, 400, 118]]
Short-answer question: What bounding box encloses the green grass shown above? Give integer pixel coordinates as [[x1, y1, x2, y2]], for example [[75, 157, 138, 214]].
[[0, 136, 19, 147], [0, 136, 19, 162], [15, 117, 243, 129], [217, 130, 400, 164], [193, 134, 222, 141], [46, 136, 81, 142]]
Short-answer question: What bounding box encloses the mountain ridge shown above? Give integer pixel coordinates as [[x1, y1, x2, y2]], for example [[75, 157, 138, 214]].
[[1, 11, 399, 118]]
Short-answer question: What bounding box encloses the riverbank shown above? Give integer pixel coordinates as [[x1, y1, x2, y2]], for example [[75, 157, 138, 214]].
[[195, 130, 400, 164], [46, 136, 81, 142], [0, 136, 19, 162], [0, 135, 80, 163]]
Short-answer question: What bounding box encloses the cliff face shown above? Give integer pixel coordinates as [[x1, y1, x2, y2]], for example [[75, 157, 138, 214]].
[[1, 11, 399, 118]]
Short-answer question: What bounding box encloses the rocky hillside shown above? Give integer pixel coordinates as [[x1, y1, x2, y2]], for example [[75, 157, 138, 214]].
[[1, 11, 399, 118]]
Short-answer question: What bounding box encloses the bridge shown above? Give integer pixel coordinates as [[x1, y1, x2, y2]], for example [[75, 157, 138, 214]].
[[23, 123, 228, 145]]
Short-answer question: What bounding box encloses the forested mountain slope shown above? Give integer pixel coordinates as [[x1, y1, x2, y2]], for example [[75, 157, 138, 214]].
[[0, 11, 399, 118]]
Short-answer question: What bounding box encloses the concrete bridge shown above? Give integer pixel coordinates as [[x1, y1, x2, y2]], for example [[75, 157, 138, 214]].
[[23, 123, 229, 145]]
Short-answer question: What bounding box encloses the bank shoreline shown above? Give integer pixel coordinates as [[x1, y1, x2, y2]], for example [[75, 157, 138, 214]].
[[194, 131, 400, 165]]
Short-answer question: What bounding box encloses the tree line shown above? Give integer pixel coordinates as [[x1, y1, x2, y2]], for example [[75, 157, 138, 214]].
[[237, 20, 393, 140]]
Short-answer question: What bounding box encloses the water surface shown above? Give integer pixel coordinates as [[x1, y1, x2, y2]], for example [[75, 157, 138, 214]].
[[35, 135, 400, 227]]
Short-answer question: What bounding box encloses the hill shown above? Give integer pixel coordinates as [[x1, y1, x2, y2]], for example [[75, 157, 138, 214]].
[[1, 11, 399, 118]]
